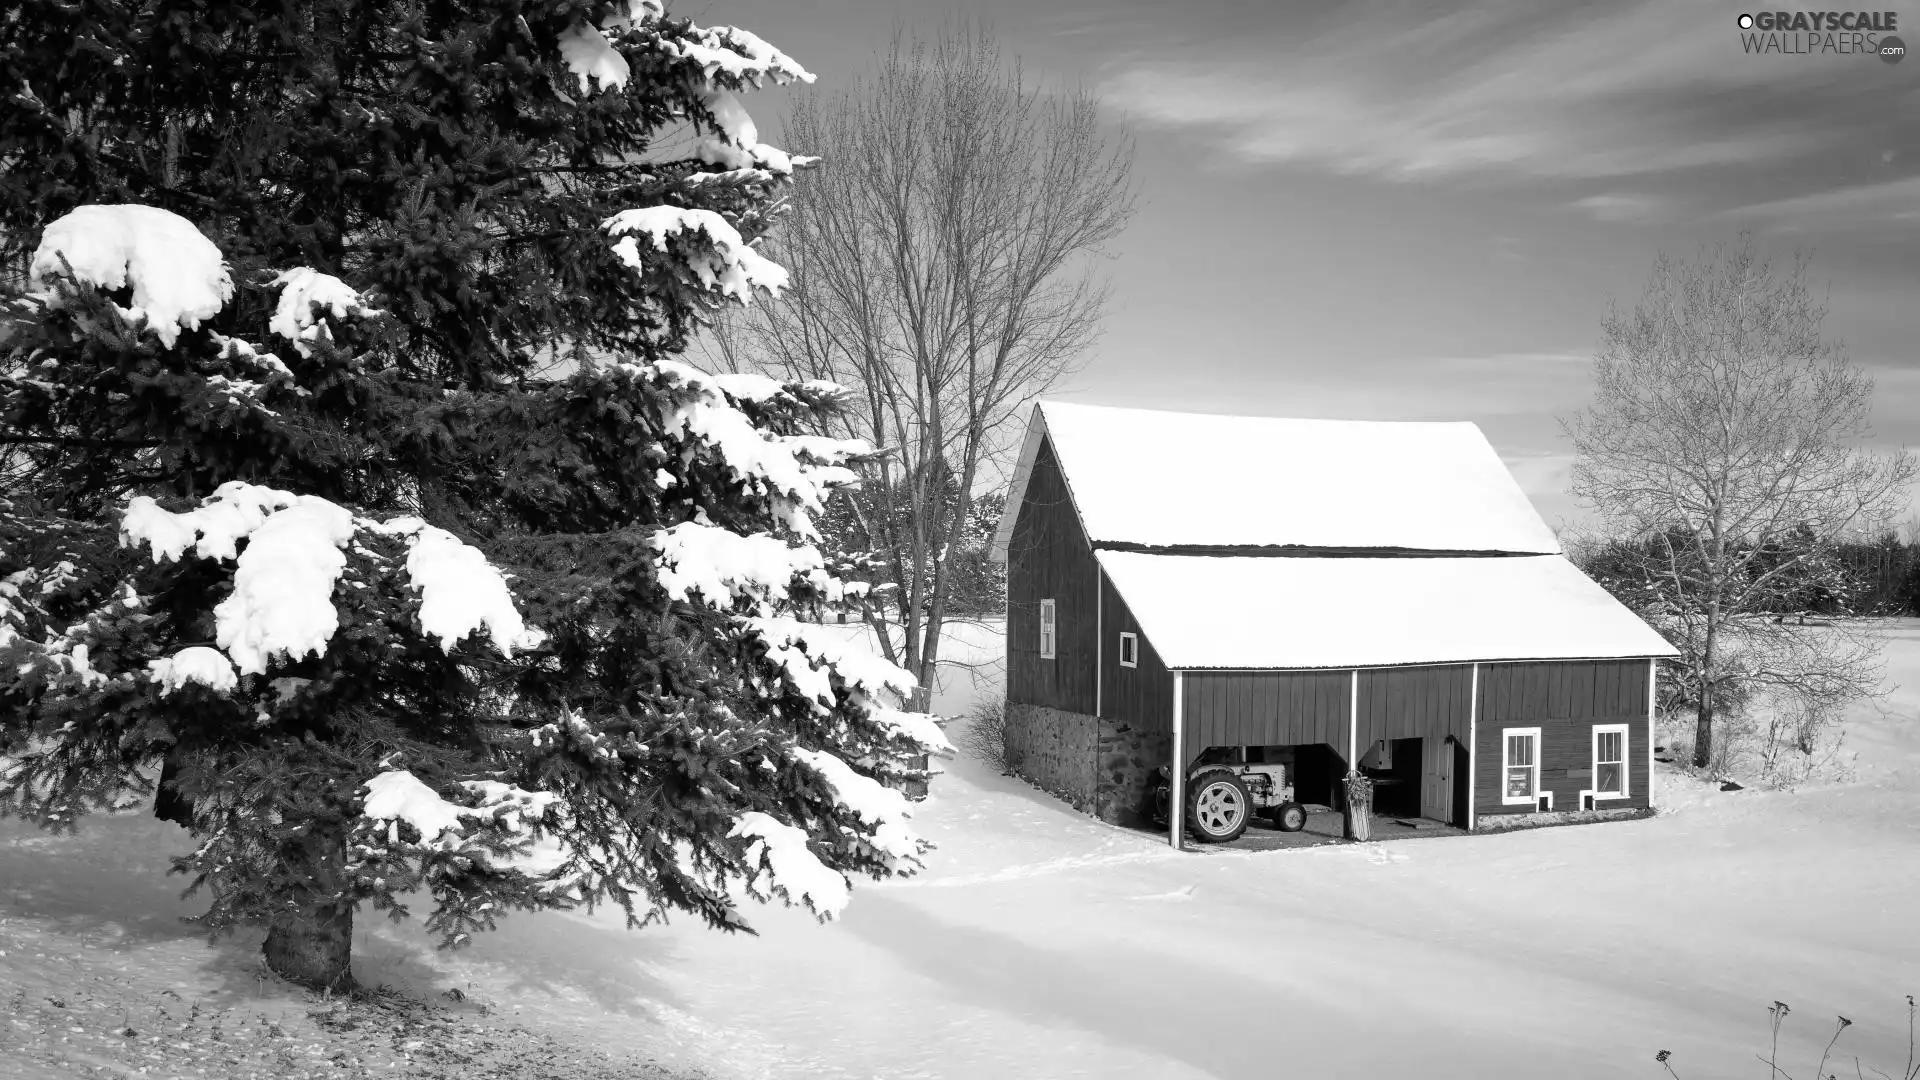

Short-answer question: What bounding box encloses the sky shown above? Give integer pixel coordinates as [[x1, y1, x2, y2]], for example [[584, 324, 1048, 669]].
[[687, 0, 1920, 532]]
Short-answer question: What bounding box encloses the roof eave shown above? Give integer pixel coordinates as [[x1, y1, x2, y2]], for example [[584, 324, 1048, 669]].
[[989, 402, 1048, 565], [1159, 651, 1679, 672]]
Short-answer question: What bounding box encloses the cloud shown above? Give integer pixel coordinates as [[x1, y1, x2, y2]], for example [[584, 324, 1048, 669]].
[[1098, 0, 1899, 185], [1572, 193, 1671, 223], [1721, 175, 1920, 232], [1065, 350, 1594, 427]]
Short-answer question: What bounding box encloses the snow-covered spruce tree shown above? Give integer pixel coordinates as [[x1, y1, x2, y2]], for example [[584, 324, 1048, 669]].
[[0, 2, 948, 991]]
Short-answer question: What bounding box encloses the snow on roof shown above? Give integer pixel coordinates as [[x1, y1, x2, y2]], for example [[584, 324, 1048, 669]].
[[992, 401, 1562, 560], [1097, 551, 1676, 670]]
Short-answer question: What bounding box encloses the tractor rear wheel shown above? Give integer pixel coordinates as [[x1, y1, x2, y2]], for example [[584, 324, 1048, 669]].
[[1186, 770, 1252, 843]]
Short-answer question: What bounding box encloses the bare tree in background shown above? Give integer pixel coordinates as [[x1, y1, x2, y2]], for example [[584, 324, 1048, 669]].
[[1564, 236, 1916, 773], [712, 25, 1135, 710]]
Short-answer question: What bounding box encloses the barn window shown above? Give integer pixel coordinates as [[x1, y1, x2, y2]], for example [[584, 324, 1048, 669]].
[[1501, 727, 1541, 806], [1593, 724, 1628, 798], [1118, 632, 1138, 668], [1039, 599, 1056, 659]]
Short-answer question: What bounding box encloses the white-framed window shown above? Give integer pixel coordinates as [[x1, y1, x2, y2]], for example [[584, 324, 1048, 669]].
[[1593, 724, 1629, 798], [1118, 631, 1138, 668], [1039, 598, 1056, 659], [1502, 727, 1541, 806]]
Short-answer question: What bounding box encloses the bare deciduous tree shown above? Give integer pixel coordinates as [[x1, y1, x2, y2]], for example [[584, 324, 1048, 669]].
[[712, 25, 1135, 710], [1564, 236, 1915, 772]]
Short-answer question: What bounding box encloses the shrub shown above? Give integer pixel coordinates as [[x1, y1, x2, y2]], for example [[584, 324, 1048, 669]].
[[1655, 997, 1917, 1079], [956, 694, 1009, 771]]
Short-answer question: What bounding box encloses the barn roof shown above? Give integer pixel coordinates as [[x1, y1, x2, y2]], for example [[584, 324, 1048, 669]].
[[990, 401, 1562, 561], [1097, 550, 1679, 670]]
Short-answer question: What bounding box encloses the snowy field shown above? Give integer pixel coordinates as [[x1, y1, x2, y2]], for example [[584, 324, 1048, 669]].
[[7, 618, 1920, 1079]]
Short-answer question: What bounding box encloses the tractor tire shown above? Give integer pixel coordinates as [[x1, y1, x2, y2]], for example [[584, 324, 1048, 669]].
[[1271, 801, 1307, 833], [1186, 770, 1252, 843]]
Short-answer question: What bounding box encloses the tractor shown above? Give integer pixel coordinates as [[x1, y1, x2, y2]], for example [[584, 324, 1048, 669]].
[[1149, 759, 1308, 843]]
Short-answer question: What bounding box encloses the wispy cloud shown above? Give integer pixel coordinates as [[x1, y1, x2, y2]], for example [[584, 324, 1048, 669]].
[[1227, 350, 1594, 421], [1572, 193, 1672, 223], [1722, 176, 1920, 232], [1098, 0, 1905, 187]]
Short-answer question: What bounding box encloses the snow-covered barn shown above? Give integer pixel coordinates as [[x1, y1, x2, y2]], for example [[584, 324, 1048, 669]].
[[989, 400, 1679, 846]]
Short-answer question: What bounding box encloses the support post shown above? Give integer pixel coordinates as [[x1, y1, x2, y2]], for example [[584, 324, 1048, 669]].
[[1169, 671, 1185, 849], [1343, 669, 1363, 841], [1466, 662, 1480, 832], [1347, 669, 1359, 767]]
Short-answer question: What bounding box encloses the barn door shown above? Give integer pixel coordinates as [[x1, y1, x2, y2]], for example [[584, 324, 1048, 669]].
[[1421, 737, 1451, 822]]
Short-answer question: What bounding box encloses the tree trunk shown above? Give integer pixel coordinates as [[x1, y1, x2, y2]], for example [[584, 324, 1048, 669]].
[[1693, 692, 1715, 771], [262, 827, 355, 992], [151, 752, 194, 828], [1693, 612, 1719, 770]]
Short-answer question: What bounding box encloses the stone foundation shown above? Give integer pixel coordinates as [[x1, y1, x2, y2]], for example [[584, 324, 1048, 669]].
[[1094, 720, 1171, 826], [1005, 703, 1171, 827], [1474, 805, 1653, 832], [1004, 703, 1099, 813]]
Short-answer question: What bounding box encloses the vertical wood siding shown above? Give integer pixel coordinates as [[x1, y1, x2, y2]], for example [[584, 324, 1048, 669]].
[[1182, 670, 1350, 753], [1100, 572, 1173, 731], [1005, 439, 1099, 714], [1355, 665, 1475, 748], [1475, 659, 1653, 815]]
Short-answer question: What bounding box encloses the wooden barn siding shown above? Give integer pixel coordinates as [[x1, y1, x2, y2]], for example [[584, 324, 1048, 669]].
[[1099, 572, 1173, 732], [1182, 671, 1349, 756], [1005, 438, 1098, 714], [1356, 665, 1474, 749], [1474, 660, 1653, 816]]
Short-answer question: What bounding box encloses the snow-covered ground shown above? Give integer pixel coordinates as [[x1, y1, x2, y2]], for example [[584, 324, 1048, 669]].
[[8, 619, 1920, 1079]]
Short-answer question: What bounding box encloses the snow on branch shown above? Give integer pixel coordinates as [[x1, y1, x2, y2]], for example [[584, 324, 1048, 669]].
[[0, 570, 31, 649], [661, 24, 815, 86], [121, 481, 299, 563], [791, 746, 920, 864], [120, 488, 541, 678], [268, 268, 378, 358], [146, 646, 239, 696], [360, 770, 560, 851], [650, 521, 827, 610], [695, 88, 794, 175], [741, 616, 919, 710], [558, 21, 630, 94], [862, 699, 956, 756], [29, 204, 233, 348], [601, 0, 664, 31], [362, 517, 545, 656], [122, 483, 355, 676], [729, 810, 849, 915], [604, 206, 789, 301], [642, 359, 865, 534], [214, 498, 357, 674], [208, 332, 295, 382]]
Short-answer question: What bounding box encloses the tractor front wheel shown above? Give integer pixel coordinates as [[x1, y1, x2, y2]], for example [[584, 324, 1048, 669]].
[[1270, 801, 1307, 833]]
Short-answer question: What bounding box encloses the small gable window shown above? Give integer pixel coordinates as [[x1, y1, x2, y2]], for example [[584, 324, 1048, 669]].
[[1118, 632, 1138, 668], [1039, 599, 1056, 659]]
